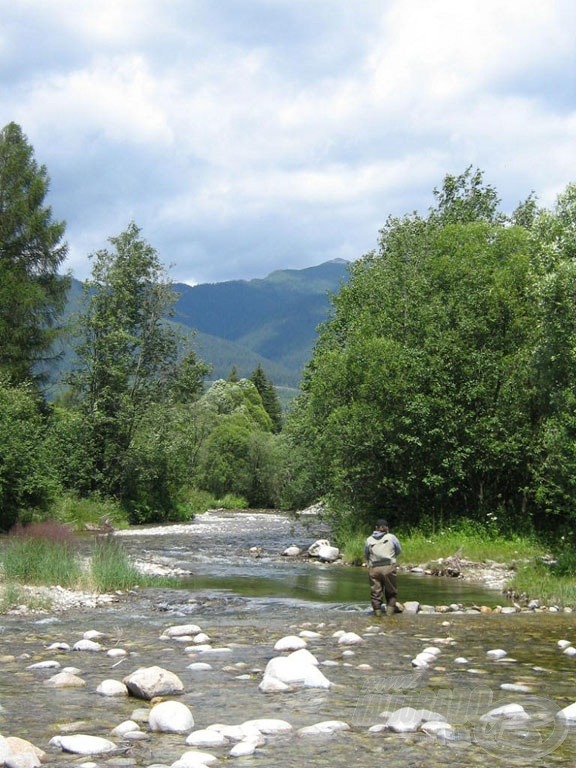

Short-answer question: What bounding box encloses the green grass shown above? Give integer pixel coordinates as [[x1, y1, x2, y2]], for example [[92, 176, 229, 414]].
[[0, 521, 83, 587], [340, 521, 544, 567], [50, 494, 128, 531], [89, 536, 144, 592]]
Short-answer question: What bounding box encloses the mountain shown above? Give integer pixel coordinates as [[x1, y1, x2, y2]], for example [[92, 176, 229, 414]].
[[59, 259, 351, 393], [172, 258, 351, 388]]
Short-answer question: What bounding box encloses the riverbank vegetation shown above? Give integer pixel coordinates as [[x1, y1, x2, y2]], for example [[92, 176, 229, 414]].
[[2, 121, 576, 606]]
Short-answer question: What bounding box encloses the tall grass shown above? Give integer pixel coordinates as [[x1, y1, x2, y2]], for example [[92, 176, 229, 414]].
[[90, 536, 143, 592], [0, 520, 82, 587], [339, 520, 545, 567]]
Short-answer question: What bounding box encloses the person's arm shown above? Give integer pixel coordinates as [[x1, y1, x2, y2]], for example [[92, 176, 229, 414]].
[[393, 535, 402, 556]]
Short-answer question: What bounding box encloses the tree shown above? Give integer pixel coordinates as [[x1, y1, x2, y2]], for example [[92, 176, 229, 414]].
[[286, 170, 547, 531], [0, 122, 69, 385], [67, 222, 180, 500], [250, 363, 283, 432]]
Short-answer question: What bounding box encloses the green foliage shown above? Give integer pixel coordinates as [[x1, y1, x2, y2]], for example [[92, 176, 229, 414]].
[[0, 520, 82, 586], [0, 378, 58, 529], [287, 170, 576, 534], [90, 536, 141, 592], [50, 493, 127, 530], [250, 363, 283, 432], [0, 122, 69, 385]]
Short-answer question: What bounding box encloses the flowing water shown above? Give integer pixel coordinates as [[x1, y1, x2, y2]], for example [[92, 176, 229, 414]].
[[1, 510, 576, 767]]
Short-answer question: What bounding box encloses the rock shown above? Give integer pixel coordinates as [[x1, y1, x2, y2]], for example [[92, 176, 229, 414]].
[[72, 639, 103, 652], [171, 749, 219, 766], [274, 635, 307, 652], [283, 546, 301, 557], [563, 646, 576, 657], [149, 700, 194, 733], [106, 648, 127, 658], [162, 624, 202, 638], [187, 662, 213, 671], [420, 720, 455, 740], [55, 735, 117, 755], [185, 729, 228, 747], [110, 720, 140, 737], [403, 601, 420, 613], [4, 738, 45, 765], [486, 649, 507, 659], [557, 639, 571, 649], [229, 739, 259, 757], [298, 720, 350, 735], [480, 703, 530, 721], [123, 666, 184, 700], [307, 539, 340, 562], [500, 683, 532, 693], [26, 660, 61, 670], [558, 702, 576, 720], [259, 652, 331, 691], [387, 707, 446, 733], [43, 671, 86, 688], [97, 679, 129, 696], [337, 632, 363, 646], [241, 718, 292, 734]]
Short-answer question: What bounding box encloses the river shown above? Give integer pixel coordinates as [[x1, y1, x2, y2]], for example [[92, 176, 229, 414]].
[[1, 509, 575, 767]]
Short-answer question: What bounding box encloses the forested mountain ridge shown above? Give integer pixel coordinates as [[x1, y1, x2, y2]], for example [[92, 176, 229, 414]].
[[65, 258, 351, 389]]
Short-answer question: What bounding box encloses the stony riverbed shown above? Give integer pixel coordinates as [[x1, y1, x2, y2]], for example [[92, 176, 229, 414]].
[[1, 510, 576, 768]]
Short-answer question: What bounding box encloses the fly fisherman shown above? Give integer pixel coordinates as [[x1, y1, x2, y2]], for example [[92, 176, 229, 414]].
[[365, 519, 403, 617]]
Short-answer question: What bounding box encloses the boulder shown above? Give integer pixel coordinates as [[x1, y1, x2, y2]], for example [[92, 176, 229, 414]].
[[149, 700, 194, 733], [123, 666, 184, 700], [307, 539, 340, 562]]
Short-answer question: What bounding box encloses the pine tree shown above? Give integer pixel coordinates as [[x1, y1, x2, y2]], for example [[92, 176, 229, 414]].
[[250, 363, 283, 432], [0, 122, 69, 385]]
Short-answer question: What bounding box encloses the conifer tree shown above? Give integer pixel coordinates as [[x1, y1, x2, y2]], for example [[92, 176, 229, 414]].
[[0, 122, 69, 385]]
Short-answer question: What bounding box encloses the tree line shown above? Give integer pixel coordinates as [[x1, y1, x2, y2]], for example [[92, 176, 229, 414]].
[[2, 121, 576, 541]]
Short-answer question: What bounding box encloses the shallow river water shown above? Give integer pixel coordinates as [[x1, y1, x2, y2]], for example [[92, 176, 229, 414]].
[[2, 510, 576, 768]]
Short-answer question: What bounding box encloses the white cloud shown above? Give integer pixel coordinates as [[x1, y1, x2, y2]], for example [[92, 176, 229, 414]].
[[0, 0, 574, 283]]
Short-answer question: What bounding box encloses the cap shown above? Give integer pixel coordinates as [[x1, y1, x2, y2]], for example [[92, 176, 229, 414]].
[[375, 518, 389, 528]]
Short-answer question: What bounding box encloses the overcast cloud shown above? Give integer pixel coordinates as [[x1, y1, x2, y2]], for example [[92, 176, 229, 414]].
[[2, 0, 575, 284]]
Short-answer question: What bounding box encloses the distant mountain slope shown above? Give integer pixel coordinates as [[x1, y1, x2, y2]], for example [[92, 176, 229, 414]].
[[173, 258, 350, 386], [59, 258, 350, 391]]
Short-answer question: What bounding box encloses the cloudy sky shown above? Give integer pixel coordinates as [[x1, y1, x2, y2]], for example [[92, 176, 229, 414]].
[[2, 1, 575, 284]]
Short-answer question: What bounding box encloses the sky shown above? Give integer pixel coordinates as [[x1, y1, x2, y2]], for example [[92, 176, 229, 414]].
[[2, 1, 575, 285]]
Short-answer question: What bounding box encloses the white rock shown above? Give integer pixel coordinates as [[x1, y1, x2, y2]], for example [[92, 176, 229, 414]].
[[387, 707, 446, 733], [27, 660, 61, 670], [500, 683, 532, 693], [298, 720, 350, 735], [106, 648, 127, 658], [299, 630, 322, 639], [72, 640, 103, 652], [287, 648, 319, 666], [486, 649, 507, 659], [283, 546, 301, 557], [171, 750, 218, 767], [206, 724, 247, 741], [110, 721, 140, 737], [45, 642, 70, 651], [96, 679, 128, 696], [422, 646, 441, 656], [83, 630, 106, 640], [274, 635, 307, 652], [420, 720, 455, 739], [58, 735, 117, 755], [403, 601, 420, 613], [259, 655, 331, 690], [229, 740, 258, 757], [454, 657, 469, 664], [192, 633, 211, 644], [258, 676, 290, 692], [149, 700, 194, 733], [185, 730, 228, 748], [481, 703, 529, 721], [43, 672, 86, 688], [337, 632, 363, 646], [163, 624, 202, 638], [557, 639, 571, 649], [557, 701, 576, 720], [241, 718, 292, 734], [187, 662, 213, 671], [563, 646, 576, 657]]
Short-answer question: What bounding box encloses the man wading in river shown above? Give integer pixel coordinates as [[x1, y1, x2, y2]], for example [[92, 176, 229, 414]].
[[365, 519, 403, 617]]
